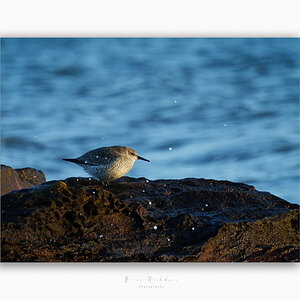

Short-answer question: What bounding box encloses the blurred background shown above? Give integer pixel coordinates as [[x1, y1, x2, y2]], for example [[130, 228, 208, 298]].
[[1, 38, 299, 203]]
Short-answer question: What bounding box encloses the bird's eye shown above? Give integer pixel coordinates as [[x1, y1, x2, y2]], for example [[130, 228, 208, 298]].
[[131, 152, 135, 156]]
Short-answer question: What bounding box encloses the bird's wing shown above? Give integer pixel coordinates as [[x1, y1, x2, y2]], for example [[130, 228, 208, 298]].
[[78, 147, 120, 165]]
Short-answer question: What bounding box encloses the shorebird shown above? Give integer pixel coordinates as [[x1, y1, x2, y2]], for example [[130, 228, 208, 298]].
[[63, 145, 150, 182]]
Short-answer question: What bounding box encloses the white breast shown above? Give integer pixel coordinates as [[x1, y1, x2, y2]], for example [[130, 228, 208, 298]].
[[82, 158, 136, 181]]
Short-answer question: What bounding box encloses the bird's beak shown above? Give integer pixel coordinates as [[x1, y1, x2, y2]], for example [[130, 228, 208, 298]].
[[137, 156, 150, 162]]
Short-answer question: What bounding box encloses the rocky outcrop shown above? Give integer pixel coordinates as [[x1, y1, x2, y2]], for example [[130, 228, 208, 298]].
[[187, 209, 299, 262], [1, 176, 299, 262], [15, 167, 46, 186], [1, 165, 46, 196]]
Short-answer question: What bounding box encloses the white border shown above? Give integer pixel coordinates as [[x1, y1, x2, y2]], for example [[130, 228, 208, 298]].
[[1, 0, 300, 36], [1, 1, 300, 299]]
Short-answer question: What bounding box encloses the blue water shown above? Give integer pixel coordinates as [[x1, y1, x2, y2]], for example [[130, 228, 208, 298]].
[[1, 38, 299, 203]]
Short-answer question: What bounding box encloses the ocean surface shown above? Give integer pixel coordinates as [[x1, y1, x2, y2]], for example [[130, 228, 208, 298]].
[[1, 38, 299, 203]]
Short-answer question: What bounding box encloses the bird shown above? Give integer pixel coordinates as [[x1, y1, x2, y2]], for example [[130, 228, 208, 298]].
[[63, 145, 150, 182]]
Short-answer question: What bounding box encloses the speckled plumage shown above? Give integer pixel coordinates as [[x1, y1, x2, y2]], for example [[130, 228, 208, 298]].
[[63, 146, 150, 182]]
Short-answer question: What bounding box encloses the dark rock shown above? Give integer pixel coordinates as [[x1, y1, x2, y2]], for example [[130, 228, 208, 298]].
[[191, 209, 299, 262], [1, 176, 298, 262], [1, 165, 46, 196]]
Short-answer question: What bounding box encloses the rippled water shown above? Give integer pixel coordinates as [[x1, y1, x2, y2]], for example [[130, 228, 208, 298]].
[[1, 38, 299, 203]]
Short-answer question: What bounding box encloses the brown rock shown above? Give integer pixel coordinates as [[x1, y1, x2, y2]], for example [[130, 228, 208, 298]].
[[1, 165, 33, 196], [1, 176, 298, 262], [15, 167, 46, 186], [194, 209, 299, 262]]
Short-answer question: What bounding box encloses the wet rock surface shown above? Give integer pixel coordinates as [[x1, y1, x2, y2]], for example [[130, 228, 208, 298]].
[[1, 176, 299, 262]]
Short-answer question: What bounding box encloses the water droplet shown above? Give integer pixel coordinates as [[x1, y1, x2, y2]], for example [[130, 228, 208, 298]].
[[80, 213, 82, 216], [174, 100, 177, 103], [149, 201, 152, 205], [153, 225, 157, 230], [93, 191, 95, 194], [85, 161, 88, 163], [89, 178, 91, 181], [224, 124, 227, 127], [142, 190, 145, 193], [192, 227, 195, 231], [168, 147, 173, 151], [105, 157, 108, 160], [96, 155, 99, 158], [167, 238, 170, 242], [205, 204, 208, 207], [99, 234, 103, 238], [128, 212, 131, 215], [76, 178, 79, 181], [146, 180, 149, 183]]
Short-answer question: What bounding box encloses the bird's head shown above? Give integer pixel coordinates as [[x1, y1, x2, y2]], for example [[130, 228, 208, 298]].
[[116, 146, 150, 162]]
